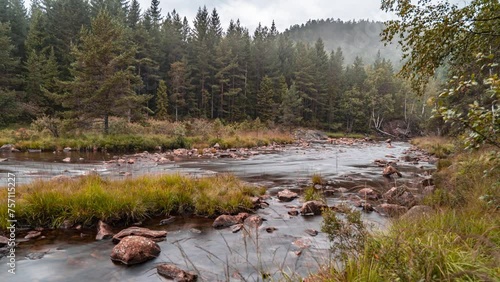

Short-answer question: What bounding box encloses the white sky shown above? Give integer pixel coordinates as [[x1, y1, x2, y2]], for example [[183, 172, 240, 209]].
[[138, 0, 397, 32]]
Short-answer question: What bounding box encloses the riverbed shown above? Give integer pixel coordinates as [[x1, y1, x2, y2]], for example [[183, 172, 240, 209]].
[[0, 141, 434, 281]]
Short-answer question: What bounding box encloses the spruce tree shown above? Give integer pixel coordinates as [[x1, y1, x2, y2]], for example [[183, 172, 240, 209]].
[[62, 10, 147, 134]]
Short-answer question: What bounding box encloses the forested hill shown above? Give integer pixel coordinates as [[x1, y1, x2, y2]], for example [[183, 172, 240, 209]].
[[285, 19, 401, 66]]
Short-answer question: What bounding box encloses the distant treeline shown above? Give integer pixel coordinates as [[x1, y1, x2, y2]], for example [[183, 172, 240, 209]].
[[0, 0, 427, 134]]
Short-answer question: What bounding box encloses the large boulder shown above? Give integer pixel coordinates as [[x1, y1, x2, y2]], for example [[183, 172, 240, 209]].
[[212, 213, 249, 229], [112, 227, 167, 244], [157, 264, 198, 282], [374, 203, 408, 217], [96, 220, 114, 240], [0, 144, 15, 152], [382, 186, 416, 207], [277, 189, 298, 202], [300, 201, 327, 215], [110, 236, 160, 265]]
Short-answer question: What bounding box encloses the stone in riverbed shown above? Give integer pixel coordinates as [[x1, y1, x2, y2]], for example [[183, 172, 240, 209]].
[[157, 263, 198, 282], [112, 227, 167, 244], [305, 229, 318, 236], [24, 231, 42, 239], [212, 213, 249, 229], [401, 205, 433, 219], [62, 157, 71, 163], [300, 201, 327, 215], [110, 236, 160, 265], [243, 215, 263, 228], [96, 220, 114, 240], [277, 189, 298, 202], [357, 187, 381, 200], [383, 186, 416, 207]]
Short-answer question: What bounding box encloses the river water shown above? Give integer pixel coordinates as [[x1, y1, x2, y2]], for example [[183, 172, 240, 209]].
[[0, 141, 433, 281]]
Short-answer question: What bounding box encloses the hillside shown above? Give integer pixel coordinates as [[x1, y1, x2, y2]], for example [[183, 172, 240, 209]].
[[285, 19, 402, 66]]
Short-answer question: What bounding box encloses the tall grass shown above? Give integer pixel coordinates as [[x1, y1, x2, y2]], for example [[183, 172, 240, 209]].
[[312, 139, 500, 281], [0, 174, 263, 229]]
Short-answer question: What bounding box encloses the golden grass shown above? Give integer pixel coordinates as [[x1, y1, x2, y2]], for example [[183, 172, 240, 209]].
[[0, 173, 263, 229]]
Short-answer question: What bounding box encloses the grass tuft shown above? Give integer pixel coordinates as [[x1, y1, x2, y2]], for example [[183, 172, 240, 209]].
[[0, 173, 263, 229]]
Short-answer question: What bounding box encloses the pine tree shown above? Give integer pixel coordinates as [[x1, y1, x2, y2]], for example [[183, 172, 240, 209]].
[[280, 81, 303, 131], [0, 22, 21, 125], [156, 79, 168, 120], [127, 0, 141, 29], [62, 10, 147, 134], [256, 75, 275, 121], [168, 60, 190, 121]]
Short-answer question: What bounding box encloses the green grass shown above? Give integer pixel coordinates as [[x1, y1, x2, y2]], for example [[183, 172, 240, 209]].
[[0, 174, 264, 229], [311, 141, 500, 282]]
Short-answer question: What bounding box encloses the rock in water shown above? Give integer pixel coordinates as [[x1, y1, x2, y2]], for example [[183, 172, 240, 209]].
[[96, 220, 114, 240], [300, 201, 327, 215], [212, 213, 249, 229], [383, 164, 402, 178], [277, 189, 298, 202], [110, 236, 160, 265], [112, 227, 167, 243], [157, 264, 198, 282], [374, 203, 408, 217]]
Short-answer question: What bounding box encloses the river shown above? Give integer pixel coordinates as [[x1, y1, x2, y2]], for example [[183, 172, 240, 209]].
[[0, 141, 433, 281]]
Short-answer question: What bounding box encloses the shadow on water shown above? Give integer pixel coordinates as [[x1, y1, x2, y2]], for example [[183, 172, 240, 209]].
[[0, 142, 434, 281]]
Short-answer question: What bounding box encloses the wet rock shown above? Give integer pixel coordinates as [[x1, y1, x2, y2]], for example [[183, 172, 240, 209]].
[[213, 143, 220, 149], [189, 228, 202, 234], [300, 201, 327, 215], [231, 224, 243, 233], [62, 157, 71, 163], [112, 227, 167, 243], [383, 165, 402, 178], [305, 229, 318, 236], [0, 236, 8, 247], [244, 215, 263, 228], [422, 176, 434, 187], [401, 205, 433, 219], [250, 197, 261, 209], [63, 147, 72, 152], [374, 203, 408, 217], [157, 263, 198, 282], [24, 231, 42, 239], [96, 220, 114, 240], [110, 236, 160, 265], [277, 189, 298, 202], [212, 213, 249, 229], [26, 251, 47, 260], [0, 158, 7, 162], [0, 144, 16, 152], [383, 186, 416, 207], [288, 209, 299, 216], [357, 188, 381, 201], [127, 158, 135, 164], [159, 216, 176, 225], [265, 227, 277, 233]]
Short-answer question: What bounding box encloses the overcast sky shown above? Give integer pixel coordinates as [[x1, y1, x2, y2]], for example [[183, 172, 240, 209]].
[[138, 0, 396, 32]]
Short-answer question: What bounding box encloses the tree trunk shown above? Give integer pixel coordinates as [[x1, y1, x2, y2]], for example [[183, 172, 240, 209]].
[[104, 113, 109, 135]]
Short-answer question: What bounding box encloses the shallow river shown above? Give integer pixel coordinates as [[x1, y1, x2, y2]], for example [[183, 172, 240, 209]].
[[0, 141, 433, 281]]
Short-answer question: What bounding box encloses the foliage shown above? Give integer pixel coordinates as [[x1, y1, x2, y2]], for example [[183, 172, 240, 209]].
[[382, 0, 500, 148]]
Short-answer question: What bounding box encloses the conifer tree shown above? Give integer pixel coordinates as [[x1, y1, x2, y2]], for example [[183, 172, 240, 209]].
[[156, 79, 168, 120], [62, 10, 147, 134]]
